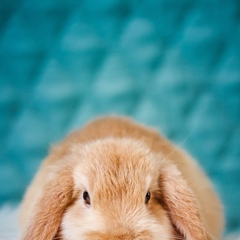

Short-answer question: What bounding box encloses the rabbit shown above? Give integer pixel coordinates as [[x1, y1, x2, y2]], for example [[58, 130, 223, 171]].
[[19, 116, 224, 240]]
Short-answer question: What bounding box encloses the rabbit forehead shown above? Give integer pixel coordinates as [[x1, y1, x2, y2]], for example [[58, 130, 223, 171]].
[[72, 138, 159, 192]]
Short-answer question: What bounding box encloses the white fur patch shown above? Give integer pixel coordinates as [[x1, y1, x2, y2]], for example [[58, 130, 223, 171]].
[[61, 205, 105, 240]]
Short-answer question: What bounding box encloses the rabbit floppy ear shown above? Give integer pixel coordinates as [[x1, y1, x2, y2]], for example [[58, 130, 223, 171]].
[[159, 162, 209, 240], [21, 166, 74, 240]]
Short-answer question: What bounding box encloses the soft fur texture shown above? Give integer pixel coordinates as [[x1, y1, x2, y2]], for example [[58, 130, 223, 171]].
[[19, 116, 224, 240]]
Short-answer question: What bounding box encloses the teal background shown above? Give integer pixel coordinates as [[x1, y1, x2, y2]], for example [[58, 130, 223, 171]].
[[0, 0, 240, 234]]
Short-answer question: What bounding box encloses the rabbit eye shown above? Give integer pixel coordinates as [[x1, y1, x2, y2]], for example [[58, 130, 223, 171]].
[[145, 191, 151, 204], [83, 191, 91, 205]]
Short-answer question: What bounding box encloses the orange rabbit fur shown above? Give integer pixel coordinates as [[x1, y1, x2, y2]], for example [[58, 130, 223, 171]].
[[20, 116, 224, 240]]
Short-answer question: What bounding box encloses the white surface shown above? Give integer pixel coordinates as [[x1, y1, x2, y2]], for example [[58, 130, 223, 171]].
[[0, 205, 20, 240]]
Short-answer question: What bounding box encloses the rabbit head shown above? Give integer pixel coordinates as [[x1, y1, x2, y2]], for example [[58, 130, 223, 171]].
[[21, 137, 209, 240]]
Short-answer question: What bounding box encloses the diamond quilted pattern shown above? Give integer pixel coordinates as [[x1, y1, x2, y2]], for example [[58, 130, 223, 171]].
[[0, 0, 240, 233]]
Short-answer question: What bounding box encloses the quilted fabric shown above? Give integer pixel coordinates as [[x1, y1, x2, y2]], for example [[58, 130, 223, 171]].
[[0, 0, 240, 234]]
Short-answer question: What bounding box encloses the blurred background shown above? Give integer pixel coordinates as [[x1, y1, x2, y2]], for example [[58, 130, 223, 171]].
[[0, 0, 240, 236]]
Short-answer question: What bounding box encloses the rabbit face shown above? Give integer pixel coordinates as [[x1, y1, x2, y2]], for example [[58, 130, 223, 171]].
[[61, 138, 173, 240]]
